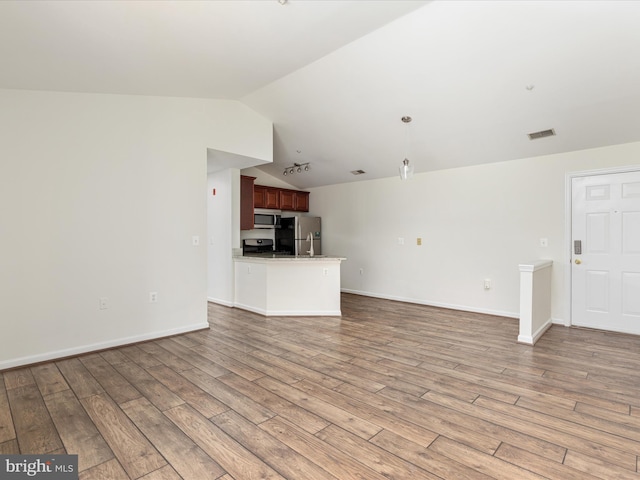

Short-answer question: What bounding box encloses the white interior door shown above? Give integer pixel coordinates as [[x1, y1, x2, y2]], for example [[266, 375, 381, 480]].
[[571, 171, 640, 334]]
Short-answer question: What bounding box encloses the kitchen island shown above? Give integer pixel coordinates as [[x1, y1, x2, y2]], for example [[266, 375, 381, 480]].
[[233, 255, 346, 316]]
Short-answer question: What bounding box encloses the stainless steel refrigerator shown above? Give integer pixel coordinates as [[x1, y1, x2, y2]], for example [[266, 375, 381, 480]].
[[276, 216, 321, 255]]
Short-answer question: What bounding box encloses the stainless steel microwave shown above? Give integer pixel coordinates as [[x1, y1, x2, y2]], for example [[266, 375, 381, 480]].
[[254, 212, 281, 229]]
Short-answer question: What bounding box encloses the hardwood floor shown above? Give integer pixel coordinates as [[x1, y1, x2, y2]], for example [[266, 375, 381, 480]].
[[2, 293, 640, 479]]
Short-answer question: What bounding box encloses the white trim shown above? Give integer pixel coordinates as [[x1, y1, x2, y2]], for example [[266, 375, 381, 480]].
[[233, 302, 341, 317], [208, 297, 234, 307], [341, 289, 518, 319], [564, 165, 640, 328], [232, 303, 267, 316], [563, 171, 573, 327], [518, 318, 552, 345], [0, 322, 210, 371], [519, 260, 553, 273]]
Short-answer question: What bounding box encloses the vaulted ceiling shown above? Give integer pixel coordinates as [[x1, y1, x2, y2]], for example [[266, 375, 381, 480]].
[[2, 1, 639, 188]]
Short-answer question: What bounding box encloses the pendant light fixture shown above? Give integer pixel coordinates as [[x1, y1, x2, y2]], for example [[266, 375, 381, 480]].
[[399, 116, 414, 180]]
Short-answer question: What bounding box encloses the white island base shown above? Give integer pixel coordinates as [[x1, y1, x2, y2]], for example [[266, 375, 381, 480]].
[[233, 256, 346, 316]]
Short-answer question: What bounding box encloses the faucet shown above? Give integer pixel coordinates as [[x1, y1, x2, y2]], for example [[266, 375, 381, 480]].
[[306, 232, 314, 257]]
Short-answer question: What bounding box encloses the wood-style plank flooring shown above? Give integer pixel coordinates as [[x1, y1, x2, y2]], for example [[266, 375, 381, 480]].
[[2, 293, 640, 479]]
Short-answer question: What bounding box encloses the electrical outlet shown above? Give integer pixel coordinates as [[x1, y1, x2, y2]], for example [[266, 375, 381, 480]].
[[192, 236, 200, 246], [417, 237, 422, 246], [323, 268, 329, 276], [149, 292, 158, 303], [398, 237, 404, 245], [99, 297, 109, 310], [484, 279, 491, 290], [540, 237, 548, 247]]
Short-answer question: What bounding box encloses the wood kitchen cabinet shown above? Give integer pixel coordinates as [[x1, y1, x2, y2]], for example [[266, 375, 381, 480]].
[[279, 189, 309, 212], [253, 184, 309, 212], [254, 185, 280, 209], [240, 175, 256, 230], [293, 190, 309, 212]]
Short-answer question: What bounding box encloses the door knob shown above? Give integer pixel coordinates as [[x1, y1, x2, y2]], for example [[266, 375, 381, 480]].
[[575, 259, 582, 265]]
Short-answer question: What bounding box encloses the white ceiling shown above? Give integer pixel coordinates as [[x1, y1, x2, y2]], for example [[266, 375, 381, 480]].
[[2, 0, 640, 188]]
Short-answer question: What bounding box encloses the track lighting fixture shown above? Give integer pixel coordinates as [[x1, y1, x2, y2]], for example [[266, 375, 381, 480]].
[[282, 163, 310, 177]]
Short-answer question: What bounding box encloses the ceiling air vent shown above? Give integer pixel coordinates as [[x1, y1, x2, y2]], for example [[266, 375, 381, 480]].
[[350, 169, 366, 175], [528, 128, 556, 140]]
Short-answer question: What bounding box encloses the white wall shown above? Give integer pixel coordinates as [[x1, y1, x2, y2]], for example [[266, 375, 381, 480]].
[[207, 168, 241, 306], [241, 166, 300, 190], [0, 88, 271, 369], [308, 141, 640, 322]]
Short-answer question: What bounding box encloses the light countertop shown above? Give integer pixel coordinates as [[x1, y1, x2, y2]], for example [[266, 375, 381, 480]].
[[233, 254, 346, 262]]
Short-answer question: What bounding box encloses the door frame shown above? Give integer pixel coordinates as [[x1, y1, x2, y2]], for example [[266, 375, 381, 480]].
[[564, 165, 640, 328]]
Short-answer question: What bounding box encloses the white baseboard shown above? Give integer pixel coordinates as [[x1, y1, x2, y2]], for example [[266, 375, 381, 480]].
[[266, 309, 341, 317], [207, 297, 234, 307], [233, 302, 340, 317], [0, 322, 210, 371], [518, 318, 553, 345], [341, 289, 518, 319], [232, 302, 265, 316]]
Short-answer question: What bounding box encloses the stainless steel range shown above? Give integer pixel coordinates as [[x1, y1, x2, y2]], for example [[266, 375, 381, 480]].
[[242, 238, 275, 256]]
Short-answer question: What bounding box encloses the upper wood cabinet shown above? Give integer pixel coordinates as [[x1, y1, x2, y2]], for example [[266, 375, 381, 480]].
[[279, 189, 309, 212], [254, 185, 280, 209], [253, 184, 309, 212], [240, 175, 256, 231], [294, 191, 310, 212]]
